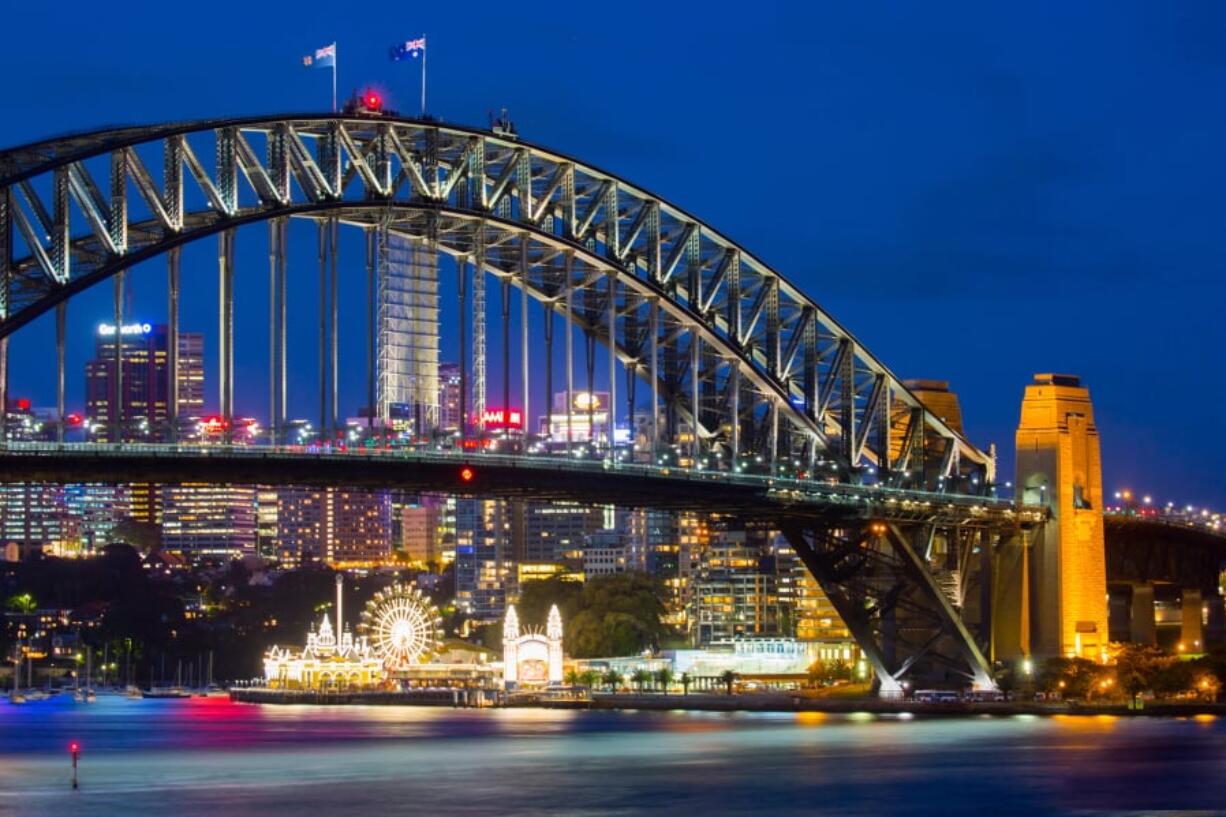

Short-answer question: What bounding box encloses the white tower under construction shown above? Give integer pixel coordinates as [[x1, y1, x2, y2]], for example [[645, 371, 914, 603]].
[[378, 230, 440, 435]]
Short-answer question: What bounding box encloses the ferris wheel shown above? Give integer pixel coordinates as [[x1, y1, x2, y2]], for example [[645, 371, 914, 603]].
[[357, 583, 443, 671]]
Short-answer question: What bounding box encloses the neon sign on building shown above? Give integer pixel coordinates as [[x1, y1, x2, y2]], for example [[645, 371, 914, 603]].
[[98, 322, 152, 337]]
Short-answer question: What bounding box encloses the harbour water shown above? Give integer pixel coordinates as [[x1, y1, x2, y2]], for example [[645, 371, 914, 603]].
[[2, 696, 1225, 816]]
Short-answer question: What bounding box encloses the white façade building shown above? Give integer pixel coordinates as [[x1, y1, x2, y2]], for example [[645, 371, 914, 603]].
[[502, 604, 564, 689]]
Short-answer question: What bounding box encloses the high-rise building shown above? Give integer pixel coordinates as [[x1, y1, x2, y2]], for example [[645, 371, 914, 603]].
[[401, 497, 443, 565], [378, 234, 439, 436], [521, 501, 605, 563], [455, 498, 514, 623], [160, 484, 257, 561], [84, 320, 203, 441], [274, 488, 392, 566], [583, 529, 631, 577], [329, 489, 392, 565], [276, 487, 327, 564], [0, 483, 70, 560], [62, 484, 133, 554], [438, 363, 463, 433], [689, 525, 783, 646], [256, 489, 279, 559]]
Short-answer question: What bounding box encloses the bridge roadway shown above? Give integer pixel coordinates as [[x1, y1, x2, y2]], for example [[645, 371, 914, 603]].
[[0, 442, 1036, 528]]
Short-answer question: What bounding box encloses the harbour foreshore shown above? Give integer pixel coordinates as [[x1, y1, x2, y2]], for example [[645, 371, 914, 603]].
[[230, 687, 1226, 717]]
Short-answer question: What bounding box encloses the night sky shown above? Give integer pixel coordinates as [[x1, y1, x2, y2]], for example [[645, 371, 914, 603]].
[[1, 1, 1223, 507]]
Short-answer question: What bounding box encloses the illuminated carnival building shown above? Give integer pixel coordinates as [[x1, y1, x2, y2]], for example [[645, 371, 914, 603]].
[[263, 575, 383, 690], [502, 604, 564, 689]]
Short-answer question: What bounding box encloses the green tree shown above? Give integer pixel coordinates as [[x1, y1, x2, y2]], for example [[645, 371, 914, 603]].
[[5, 593, 36, 614], [1114, 644, 1169, 706], [552, 573, 671, 658], [602, 668, 624, 692], [1152, 658, 1194, 698], [654, 667, 674, 695], [720, 670, 738, 695], [1038, 656, 1106, 699], [681, 671, 692, 695], [579, 669, 600, 690], [517, 576, 585, 625], [631, 668, 652, 692], [565, 669, 582, 688]]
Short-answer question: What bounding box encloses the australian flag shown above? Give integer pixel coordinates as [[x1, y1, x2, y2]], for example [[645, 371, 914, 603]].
[[303, 42, 336, 68], [390, 37, 426, 61]]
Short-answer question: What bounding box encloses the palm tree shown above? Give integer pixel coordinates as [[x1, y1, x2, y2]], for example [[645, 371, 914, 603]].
[[681, 672, 692, 696], [631, 668, 652, 693], [720, 669, 737, 696], [654, 667, 674, 695], [580, 670, 600, 691], [565, 669, 582, 689], [602, 669, 624, 692]]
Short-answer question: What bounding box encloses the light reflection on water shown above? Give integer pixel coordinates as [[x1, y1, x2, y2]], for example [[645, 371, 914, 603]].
[[1, 696, 1224, 816]]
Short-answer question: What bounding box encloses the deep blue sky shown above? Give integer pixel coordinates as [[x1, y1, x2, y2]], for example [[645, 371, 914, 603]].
[[2, 1, 1223, 508]]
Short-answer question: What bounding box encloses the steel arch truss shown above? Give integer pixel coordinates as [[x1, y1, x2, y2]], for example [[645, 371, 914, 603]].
[[0, 114, 991, 492], [782, 521, 999, 692]]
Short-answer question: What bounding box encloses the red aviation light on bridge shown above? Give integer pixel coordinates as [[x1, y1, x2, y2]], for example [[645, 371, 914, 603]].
[[65, 413, 83, 427], [459, 466, 475, 483], [365, 91, 382, 111]]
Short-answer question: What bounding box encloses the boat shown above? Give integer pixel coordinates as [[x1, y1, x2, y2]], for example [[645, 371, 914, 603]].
[[125, 685, 143, 700], [8, 692, 26, 705], [142, 687, 192, 699]]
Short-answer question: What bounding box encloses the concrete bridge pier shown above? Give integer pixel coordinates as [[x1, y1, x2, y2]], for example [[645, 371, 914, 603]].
[[1181, 589, 1204, 653], [1130, 583, 1157, 645], [1205, 595, 1226, 648]]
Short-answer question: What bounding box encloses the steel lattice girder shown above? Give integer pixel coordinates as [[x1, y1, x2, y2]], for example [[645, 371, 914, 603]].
[[0, 114, 991, 492], [781, 522, 998, 692]]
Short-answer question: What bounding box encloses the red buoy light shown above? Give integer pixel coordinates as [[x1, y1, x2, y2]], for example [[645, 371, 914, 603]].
[[69, 742, 79, 755], [459, 466, 475, 483]]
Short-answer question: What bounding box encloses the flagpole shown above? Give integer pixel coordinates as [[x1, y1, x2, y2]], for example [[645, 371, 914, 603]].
[[420, 37, 427, 117], [332, 56, 337, 113]]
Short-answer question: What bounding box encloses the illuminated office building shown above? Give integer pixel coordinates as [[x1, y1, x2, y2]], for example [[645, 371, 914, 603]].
[[256, 489, 280, 559], [62, 484, 133, 554], [454, 498, 514, 623], [541, 391, 613, 447], [275, 488, 392, 566], [0, 484, 70, 560], [438, 363, 463, 432], [521, 501, 606, 563], [160, 484, 257, 561], [84, 321, 203, 441], [401, 497, 443, 565]]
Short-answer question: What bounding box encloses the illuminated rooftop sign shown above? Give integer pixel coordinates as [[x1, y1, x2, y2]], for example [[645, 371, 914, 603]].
[[98, 322, 152, 337], [480, 408, 523, 428]]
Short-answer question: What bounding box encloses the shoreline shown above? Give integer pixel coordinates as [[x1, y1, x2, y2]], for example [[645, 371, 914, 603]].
[[229, 688, 1226, 718]]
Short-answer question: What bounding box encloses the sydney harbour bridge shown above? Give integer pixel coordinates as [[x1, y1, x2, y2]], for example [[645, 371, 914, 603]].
[[0, 111, 1214, 694]]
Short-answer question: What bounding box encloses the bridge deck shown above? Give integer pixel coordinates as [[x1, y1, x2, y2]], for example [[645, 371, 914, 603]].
[[0, 443, 1038, 527]]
